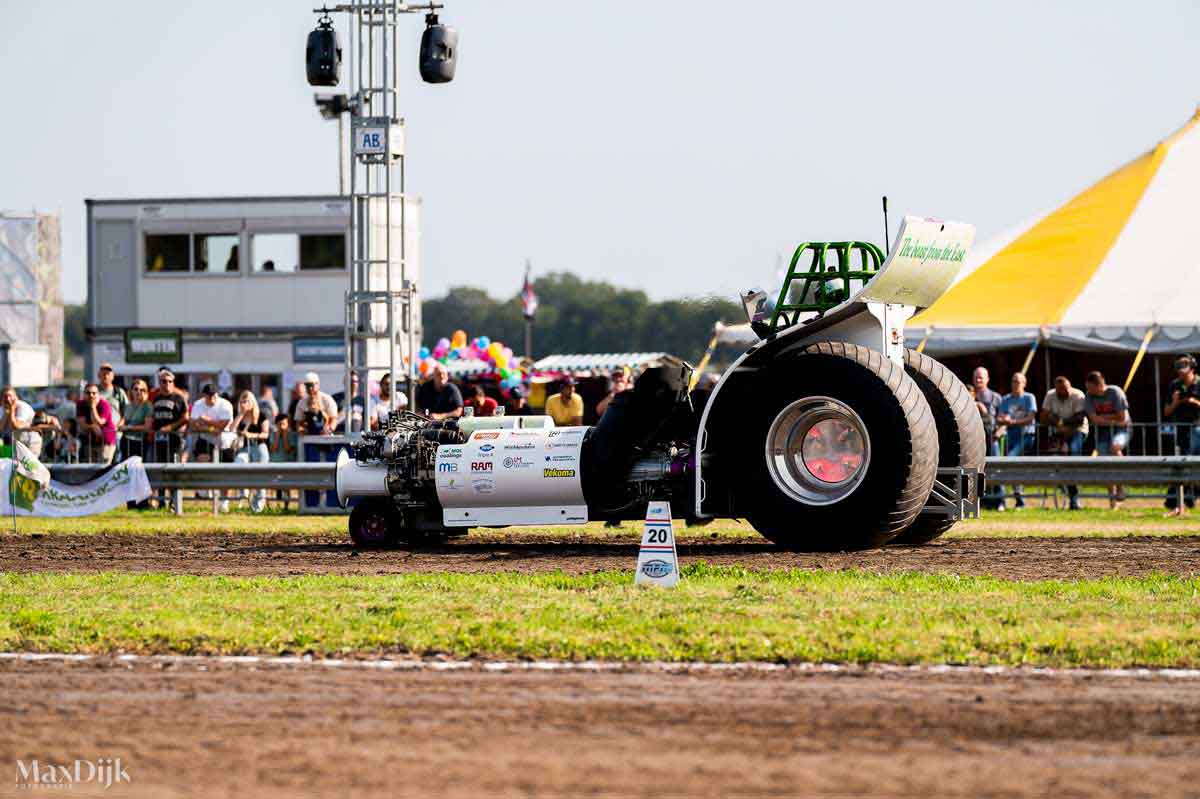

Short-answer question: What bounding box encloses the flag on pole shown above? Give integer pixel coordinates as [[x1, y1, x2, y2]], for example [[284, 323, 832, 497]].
[[8, 440, 50, 512], [521, 260, 538, 320]]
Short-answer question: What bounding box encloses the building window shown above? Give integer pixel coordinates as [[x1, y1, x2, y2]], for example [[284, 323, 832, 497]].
[[145, 234, 189, 272], [194, 234, 240, 273], [299, 234, 345, 270], [145, 233, 240, 274], [252, 233, 299, 273], [251, 233, 345, 273]]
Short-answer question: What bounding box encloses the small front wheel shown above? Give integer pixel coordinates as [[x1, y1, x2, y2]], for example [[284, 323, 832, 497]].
[[349, 499, 402, 547]]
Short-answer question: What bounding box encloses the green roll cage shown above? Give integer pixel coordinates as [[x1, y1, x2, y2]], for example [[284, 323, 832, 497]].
[[768, 241, 884, 332]]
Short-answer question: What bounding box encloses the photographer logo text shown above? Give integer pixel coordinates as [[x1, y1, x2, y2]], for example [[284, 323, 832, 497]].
[[16, 758, 130, 790]]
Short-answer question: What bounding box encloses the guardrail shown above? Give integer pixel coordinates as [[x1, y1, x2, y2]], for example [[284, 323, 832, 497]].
[[984, 456, 1200, 485], [45, 458, 1200, 515], [49, 463, 335, 491]]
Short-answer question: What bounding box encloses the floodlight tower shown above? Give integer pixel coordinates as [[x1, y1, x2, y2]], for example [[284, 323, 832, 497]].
[[307, 2, 458, 429]]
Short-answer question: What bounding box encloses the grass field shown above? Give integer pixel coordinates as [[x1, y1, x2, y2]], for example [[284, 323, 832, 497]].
[[3, 505, 1199, 539], [2, 567, 1198, 667]]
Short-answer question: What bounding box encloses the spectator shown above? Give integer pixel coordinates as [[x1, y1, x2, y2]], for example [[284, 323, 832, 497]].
[[1163, 354, 1200, 517], [258, 386, 280, 421], [415, 363, 463, 421], [150, 366, 190, 404], [30, 409, 62, 461], [190, 383, 236, 465], [464, 384, 497, 417], [1041, 376, 1089, 511], [286, 381, 305, 421], [293, 372, 338, 435], [333, 373, 365, 433], [0, 385, 41, 458], [76, 383, 117, 464], [545, 375, 584, 426], [370, 372, 408, 430], [997, 372, 1038, 509], [1084, 370, 1131, 509], [971, 367, 1004, 510], [119, 379, 154, 460], [595, 369, 632, 418], [232, 390, 271, 513], [96, 363, 129, 426], [506, 386, 532, 416], [270, 413, 297, 462], [150, 370, 189, 462]]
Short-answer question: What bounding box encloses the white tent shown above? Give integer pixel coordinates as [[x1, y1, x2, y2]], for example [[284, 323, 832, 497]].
[[909, 108, 1200, 355]]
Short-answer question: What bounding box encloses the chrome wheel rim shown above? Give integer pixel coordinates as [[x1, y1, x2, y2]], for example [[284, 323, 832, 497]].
[[764, 396, 870, 505]]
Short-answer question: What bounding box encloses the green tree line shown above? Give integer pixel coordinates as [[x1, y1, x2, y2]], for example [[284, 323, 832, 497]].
[[422, 273, 743, 364]]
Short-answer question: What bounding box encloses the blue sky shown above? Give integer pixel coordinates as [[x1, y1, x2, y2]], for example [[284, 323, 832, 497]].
[[2, 0, 1197, 304]]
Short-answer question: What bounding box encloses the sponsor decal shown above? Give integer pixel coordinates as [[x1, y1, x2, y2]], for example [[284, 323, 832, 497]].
[[502, 456, 533, 469], [544, 454, 574, 462], [508, 430, 540, 437], [897, 236, 966, 263], [470, 462, 493, 472], [502, 443, 536, 451], [639, 559, 673, 579], [473, 431, 501, 440], [442, 477, 463, 491], [543, 468, 575, 478], [437, 462, 458, 473], [478, 444, 495, 454], [440, 447, 464, 459], [546, 441, 579, 449], [565, 515, 586, 522], [472, 478, 496, 495]]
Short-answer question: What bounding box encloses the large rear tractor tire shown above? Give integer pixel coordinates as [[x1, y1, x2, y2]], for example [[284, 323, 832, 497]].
[[348, 499, 404, 548], [741, 341, 939, 550], [889, 349, 986, 546]]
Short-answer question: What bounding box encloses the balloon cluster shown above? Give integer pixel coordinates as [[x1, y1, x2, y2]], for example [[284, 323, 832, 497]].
[[418, 329, 525, 390]]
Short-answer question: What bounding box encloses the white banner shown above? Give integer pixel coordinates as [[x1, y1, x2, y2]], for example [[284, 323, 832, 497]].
[[1, 457, 152, 517]]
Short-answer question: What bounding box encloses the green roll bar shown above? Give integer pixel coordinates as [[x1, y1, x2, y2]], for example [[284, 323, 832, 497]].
[[768, 241, 884, 332]]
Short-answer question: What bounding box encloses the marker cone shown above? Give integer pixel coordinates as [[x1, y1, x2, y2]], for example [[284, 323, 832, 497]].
[[635, 500, 679, 587]]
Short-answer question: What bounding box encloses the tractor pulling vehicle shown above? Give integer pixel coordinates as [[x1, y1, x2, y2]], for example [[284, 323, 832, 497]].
[[336, 216, 985, 551]]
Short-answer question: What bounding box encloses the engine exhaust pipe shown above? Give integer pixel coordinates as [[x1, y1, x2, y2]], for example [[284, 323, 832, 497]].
[[335, 449, 390, 508]]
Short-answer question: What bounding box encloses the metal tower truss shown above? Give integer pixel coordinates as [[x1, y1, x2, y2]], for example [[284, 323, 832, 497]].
[[320, 1, 441, 432]]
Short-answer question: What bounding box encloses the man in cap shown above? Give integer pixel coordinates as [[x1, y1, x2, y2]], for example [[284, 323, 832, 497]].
[[505, 385, 531, 417], [190, 383, 235, 464], [150, 369, 189, 462], [293, 372, 339, 436], [96, 363, 129, 424], [1164, 354, 1200, 516], [545, 375, 584, 426]]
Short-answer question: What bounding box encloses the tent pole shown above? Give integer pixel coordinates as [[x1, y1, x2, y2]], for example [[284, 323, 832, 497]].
[[1043, 344, 1051, 400], [1019, 337, 1039, 377], [1154, 355, 1162, 456], [1122, 327, 1157, 393]]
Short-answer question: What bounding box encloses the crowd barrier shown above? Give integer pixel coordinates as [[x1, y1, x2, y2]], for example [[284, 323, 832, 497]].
[[33, 456, 1200, 517]]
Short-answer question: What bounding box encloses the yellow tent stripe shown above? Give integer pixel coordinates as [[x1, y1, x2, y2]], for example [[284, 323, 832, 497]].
[[914, 138, 1178, 328]]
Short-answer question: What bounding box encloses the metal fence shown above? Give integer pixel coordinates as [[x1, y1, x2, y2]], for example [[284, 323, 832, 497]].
[[997, 422, 1196, 457]]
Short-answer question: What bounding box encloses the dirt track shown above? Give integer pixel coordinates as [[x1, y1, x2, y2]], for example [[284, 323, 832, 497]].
[[2, 659, 1197, 798], [2, 532, 1199, 579]]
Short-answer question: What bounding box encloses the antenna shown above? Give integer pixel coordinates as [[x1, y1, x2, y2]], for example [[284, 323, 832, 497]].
[[882, 196, 891, 255]]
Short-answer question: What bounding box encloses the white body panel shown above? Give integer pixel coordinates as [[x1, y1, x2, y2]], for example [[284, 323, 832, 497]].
[[436, 427, 588, 527]]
